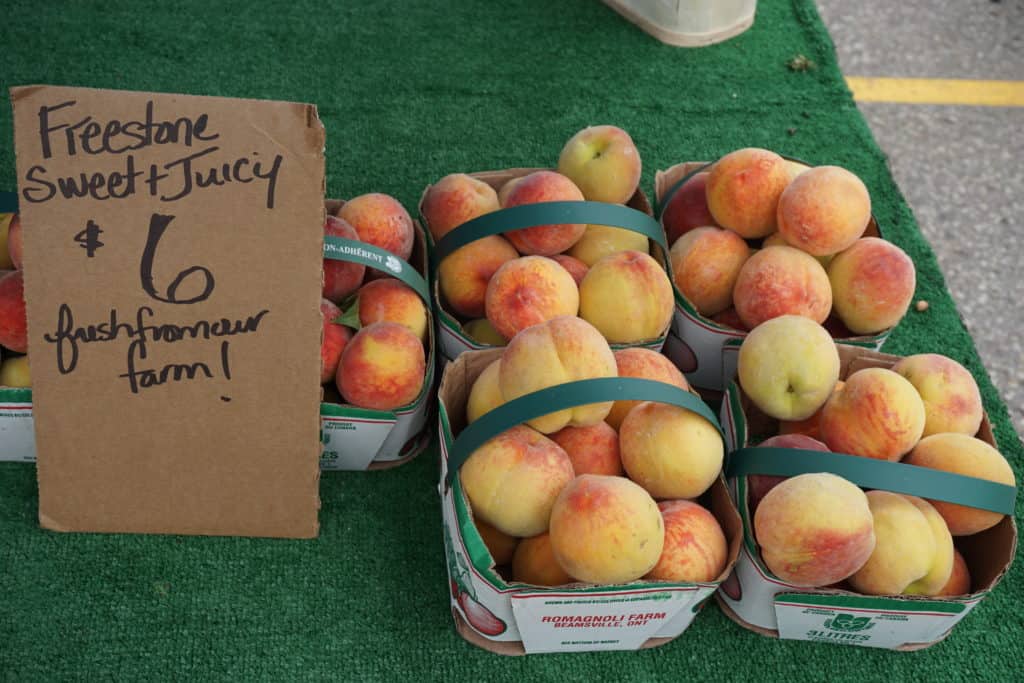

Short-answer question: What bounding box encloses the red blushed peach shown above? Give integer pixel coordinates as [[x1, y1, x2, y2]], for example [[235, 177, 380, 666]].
[[550, 422, 623, 476], [485, 256, 579, 341], [936, 549, 971, 596], [475, 518, 518, 566], [706, 148, 791, 238], [747, 434, 830, 512], [549, 474, 664, 584], [819, 368, 925, 461], [322, 216, 367, 303], [661, 172, 717, 245], [357, 279, 428, 341], [733, 246, 832, 329], [550, 254, 589, 285], [422, 173, 500, 241], [754, 472, 875, 587], [828, 237, 915, 335], [320, 300, 353, 385], [710, 307, 747, 331], [891, 354, 983, 437], [460, 425, 575, 537], [7, 213, 22, 270], [503, 171, 586, 255], [777, 166, 871, 256], [670, 227, 751, 317], [646, 500, 728, 583], [606, 348, 688, 430], [904, 433, 1015, 535], [0, 270, 28, 353], [513, 532, 574, 586], [439, 235, 519, 318], [578, 250, 674, 343], [497, 177, 523, 207], [337, 193, 414, 261], [336, 322, 425, 410]]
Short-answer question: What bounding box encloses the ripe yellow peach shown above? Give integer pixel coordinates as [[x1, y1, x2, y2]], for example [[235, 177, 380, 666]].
[[578, 250, 674, 343]]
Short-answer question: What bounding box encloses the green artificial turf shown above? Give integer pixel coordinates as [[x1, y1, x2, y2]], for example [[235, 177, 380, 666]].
[[0, 0, 1021, 679]]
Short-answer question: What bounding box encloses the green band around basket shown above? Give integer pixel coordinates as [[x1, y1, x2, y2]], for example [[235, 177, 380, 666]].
[[727, 447, 1016, 515], [431, 201, 666, 265], [323, 235, 431, 306], [0, 191, 17, 213], [446, 377, 722, 484], [654, 163, 713, 219]]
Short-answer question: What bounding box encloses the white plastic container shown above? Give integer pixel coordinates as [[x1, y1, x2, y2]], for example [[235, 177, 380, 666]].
[[604, 0, 757, 47]]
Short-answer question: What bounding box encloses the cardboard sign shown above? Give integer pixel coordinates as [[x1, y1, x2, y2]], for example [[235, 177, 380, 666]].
[[10, 85, 325, 537]]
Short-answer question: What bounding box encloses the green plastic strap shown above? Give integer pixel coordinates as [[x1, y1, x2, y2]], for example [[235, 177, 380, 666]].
[[446, 377, 722, 484], [323, 236, 430, 307], [727, 447, 1016, 515], [0, 191, 17, 213], [431, 201, 666, 265], [654, 163, 712, 219]]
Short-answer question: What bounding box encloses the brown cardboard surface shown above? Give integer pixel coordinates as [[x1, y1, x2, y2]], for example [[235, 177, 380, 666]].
[[10, 85, 325, 537]]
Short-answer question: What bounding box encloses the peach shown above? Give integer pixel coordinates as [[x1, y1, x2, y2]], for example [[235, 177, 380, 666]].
[[785, 160, 811, 181], [904, 433, 1015, 535], [7, 213, 21, 270], [557, 125, 642, 204], [336, 322, 425, 410], [733, 246, 832, 329], [497, 177, 523, 207], [322, 216, 366, 303], [568, 225, 648, 267], [892, 354, 983, 437], [320, 299, 353, 385], [439, 235, 519, 318], [499, 316, 617, 434], [550, 254, 589, 285], [706, 148, 791, 238], [606, 347, 688, 429], [460, 425, 575, 537], [709, 307, 747, 331], [849, 492, 953, 596], [778, 380, 844, 440], [776, 166, 871, 256], [337, 193, 414, 261], [549, 474, 664, 584], [828, 237, 916, 334], [763, 231, 832, 268], [747, 434, 830, 511], [485, 256, 579, 340], [475, 518, 518, 565], [0, 213, 13, 270], [670, 227, 751, 317], [0, 271, 28, 353], [660, 171, 717, 246], [737, 315, 840, 421], [466, 359, 504, 424], [578, 250, 674, 343], [503, 171, 586, 255], [819, 368, 925, 461], [358, 279, 428, 340], [754, 473, 875, 586], [462, 318, 507, 346], [513, 532, 573, 586], [936, 550, 971, 596], [421, 173, 500, 241], [550, 422, 623, 476], [620, 401, 723, 499], [646, 500, 728, 583], [0, 355, 30, 388]]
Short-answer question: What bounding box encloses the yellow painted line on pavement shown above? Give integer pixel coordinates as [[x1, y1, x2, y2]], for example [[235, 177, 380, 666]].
[[846, 77, 1024, 107]]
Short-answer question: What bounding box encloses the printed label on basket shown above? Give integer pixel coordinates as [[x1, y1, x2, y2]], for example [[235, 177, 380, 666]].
[[510, 588, 699, 653], [0, 389, 35, 462], [319, 411, 395, 471], [774, 593, 979, 649]]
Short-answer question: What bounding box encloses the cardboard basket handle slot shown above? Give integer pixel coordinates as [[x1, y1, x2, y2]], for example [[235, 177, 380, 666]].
[[431, 201, 667, 266], [323, 235, 431, 307], [727, 447, 1016, 515], [445, 377, 721, 485]]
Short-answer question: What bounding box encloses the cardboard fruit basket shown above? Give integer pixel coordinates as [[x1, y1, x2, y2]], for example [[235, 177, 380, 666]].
[[717, 344, 1017, 650], [654, 161, 892, 394], [604, 0, 757, 48], [438, 348, 742, 654], [422, 169, 670, 362], [0, 199, 435, 472]]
